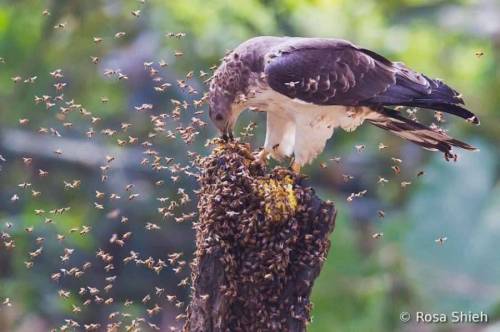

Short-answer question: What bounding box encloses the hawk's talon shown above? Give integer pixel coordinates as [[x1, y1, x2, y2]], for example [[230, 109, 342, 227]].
[[253, 149, 269, 167], [291, 162, 301, 174]]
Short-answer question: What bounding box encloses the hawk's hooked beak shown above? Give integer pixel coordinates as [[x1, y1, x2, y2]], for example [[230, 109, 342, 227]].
[[221, 133, 234, 142], [220, 118, 235, 142], [221, 127, 234, 142], [214, 104, 241, 142]]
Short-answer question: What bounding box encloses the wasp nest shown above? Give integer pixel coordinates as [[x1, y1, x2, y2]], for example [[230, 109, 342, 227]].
[[185, 141, 336, 332]]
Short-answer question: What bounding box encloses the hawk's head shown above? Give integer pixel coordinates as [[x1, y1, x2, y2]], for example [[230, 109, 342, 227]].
[[208, 52, 252, 141], [208, 88, 235, 140]]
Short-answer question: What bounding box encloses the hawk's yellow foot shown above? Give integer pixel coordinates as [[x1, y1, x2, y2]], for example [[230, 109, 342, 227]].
[[291, 162, 301, 174]]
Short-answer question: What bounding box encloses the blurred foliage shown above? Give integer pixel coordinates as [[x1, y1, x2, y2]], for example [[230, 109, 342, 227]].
[[0, 0, 499, 331]]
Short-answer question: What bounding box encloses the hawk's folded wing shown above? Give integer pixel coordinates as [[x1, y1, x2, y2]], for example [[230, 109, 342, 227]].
[[264, 39, 478, 124]]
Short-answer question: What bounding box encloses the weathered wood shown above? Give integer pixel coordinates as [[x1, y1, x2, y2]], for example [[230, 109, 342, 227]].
[[184, 141, 336, 332]]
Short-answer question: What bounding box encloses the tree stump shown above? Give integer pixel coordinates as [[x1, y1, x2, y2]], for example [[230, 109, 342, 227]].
[[184, 141, 337, 332]]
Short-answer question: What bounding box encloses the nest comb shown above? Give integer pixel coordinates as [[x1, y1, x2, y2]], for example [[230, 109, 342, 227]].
[[184, 141, 336, 332]]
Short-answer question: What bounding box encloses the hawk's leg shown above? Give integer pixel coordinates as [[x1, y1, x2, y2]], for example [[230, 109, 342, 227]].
[[291, 162, 301, 173], [263, 111, 295, 161]]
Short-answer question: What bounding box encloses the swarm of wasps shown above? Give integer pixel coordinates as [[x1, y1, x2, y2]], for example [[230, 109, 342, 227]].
[[186, 141, 335, 331], [0, 3, 217, 330]]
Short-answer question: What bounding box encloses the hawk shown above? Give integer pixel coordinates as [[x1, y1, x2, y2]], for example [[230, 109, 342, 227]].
[[208, 36, 479, 172]]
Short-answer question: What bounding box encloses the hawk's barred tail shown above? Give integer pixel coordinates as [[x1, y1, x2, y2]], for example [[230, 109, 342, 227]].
[[368, 108, 478, 161]]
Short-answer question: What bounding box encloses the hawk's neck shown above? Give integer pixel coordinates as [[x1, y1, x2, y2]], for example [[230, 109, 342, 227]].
[[210, 37, 287, 106]]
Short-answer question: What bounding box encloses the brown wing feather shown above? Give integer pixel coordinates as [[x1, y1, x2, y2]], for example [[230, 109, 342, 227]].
[[265, 41, 397, 105], [264, 39, 479, 124]]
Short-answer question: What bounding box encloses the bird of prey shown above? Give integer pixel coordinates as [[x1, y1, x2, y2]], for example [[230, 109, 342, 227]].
[[208, 36, 479, 172]]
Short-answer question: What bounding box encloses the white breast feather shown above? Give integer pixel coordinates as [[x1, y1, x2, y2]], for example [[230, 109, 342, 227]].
[[249, 87, 370, 165]]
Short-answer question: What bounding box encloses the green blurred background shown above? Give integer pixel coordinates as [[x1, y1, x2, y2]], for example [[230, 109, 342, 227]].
[[0, 0, 499, 331]]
